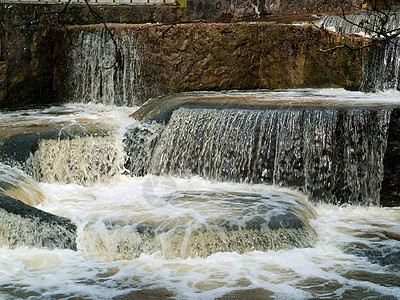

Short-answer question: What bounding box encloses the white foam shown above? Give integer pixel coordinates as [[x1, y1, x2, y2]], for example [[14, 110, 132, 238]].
[[21, 178, 399, 299], [0, 95, 399, 299]]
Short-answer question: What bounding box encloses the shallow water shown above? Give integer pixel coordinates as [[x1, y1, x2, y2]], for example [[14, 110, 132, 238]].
[[0, 90, 399, 299], [151, 88, 400, 108]]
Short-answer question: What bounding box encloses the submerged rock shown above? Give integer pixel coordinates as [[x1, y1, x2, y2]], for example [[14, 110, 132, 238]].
[[383, 252, 400, 267], [79, 214, 317, 260], [78, 191, 318, 260]]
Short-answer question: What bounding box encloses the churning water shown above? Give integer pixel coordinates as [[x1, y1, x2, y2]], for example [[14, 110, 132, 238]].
[[0, 90, 399, 299]]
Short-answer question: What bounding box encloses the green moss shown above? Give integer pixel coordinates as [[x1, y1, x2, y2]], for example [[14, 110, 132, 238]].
[[41, 29, 47, 38], [81, 7, 92, 24], [177, 7, 188, 21], [11, 75, 25, 85], [176, 0, 187, 7]]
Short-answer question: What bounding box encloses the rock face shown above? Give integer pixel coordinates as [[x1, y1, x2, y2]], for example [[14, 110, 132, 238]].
[[55, 23, 363, 105], [1, 3, 366, 108], [187, 0, 362, 22], [0, 4, 55, 107], [0, 3, 186, 108], [263, 0, 361, 14], [381, 109, 400, 207], [187, 0, 267, 22]]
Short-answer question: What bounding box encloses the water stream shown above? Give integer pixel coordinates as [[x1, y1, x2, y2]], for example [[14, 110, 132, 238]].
[[1, 11, 400, 299], [0, 90, 399, 299], [127, 106, 390, 206]]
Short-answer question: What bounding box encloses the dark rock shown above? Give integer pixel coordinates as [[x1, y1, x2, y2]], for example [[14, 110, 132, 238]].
[[0, 4, 55, 108], [381, 109, 400, 207], [0, 132, 57, 168], [187, 0, 362, 22], [0, 194, 77, 250], [382, 252, 400, 266], [245, 216, 267, 230], [123, 122, 163, 176], [187, 0, 267, 22], [136, 222, 156, 238], [345, 245, 400, 269], [268, 214, 306, 230]]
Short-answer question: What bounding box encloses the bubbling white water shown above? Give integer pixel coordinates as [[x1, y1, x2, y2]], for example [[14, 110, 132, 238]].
[[37, 176, 317, 260], [0, 91, 399, 299], [1, 177, 399, 299]]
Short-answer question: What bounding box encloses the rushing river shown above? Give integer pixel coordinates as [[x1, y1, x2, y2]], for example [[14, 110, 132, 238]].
[[0, 89, 400, 299]]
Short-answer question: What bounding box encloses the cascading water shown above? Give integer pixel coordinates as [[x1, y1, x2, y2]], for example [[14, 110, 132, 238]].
[[319, 13, 400, 91], [4, 20, 400, 297], [0, 104, 318, 257], [0, 163, 44, 207], [362, 40, 400, 91], [0, 90, 399, 299], [126, 106, 391, 205], [77, 187, 317, 260], [68, 29, 145, 106], [31, 135, 125, 186], [0, 105, 132, 186], [0, 164, 77, 250]]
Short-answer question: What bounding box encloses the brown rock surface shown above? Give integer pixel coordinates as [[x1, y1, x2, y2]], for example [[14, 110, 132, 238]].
[[55, 23, 363, 105], [187, 0, 362, 22]]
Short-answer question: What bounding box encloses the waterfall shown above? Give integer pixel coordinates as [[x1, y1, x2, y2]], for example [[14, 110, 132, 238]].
[[68, 29, 144, 106], [0, 106, 132, 186], [319, 13, 400, 92], [0, 132, 126, 187], [125, 107, 391, 205], [0, 163, 44, 207], [0, 165, 76, 250], [30, 135, 126, 186], [361, 40, 400, 91]]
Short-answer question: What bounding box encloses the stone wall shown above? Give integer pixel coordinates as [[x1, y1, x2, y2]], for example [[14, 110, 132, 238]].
[[0, 4, 56, 107], [187, 0, 362, 22], [0, 3, 186, 108], [187, 0, 267, 22], [54, 23, 364, 105], [264, 0, 362, 14], [1, 3, 365, 108]]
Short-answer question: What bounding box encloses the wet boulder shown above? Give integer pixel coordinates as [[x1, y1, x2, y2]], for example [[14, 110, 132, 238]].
[[0, 194, 77, 250]]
